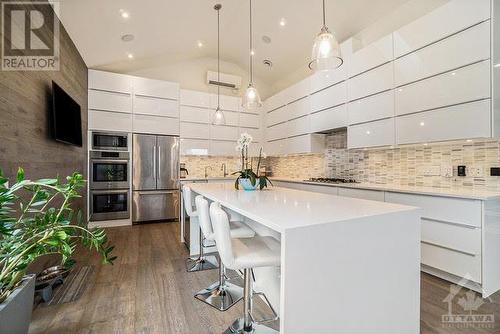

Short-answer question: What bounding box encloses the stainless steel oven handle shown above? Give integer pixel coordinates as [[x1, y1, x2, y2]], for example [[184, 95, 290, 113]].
[[90, 159, 129, 164]]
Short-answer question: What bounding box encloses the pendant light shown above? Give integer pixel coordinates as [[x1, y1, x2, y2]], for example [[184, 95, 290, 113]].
[[212, 4, 226, 125], [242, 0, 262, 110], [309, 0, 343, 71]]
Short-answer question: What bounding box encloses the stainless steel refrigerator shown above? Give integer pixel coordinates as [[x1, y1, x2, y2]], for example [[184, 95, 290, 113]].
[[132, 134, 180, 223]]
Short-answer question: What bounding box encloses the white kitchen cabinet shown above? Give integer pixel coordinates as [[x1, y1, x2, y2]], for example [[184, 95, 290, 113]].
[[273, 181, 339, 195], [266, 106, 288, 127], [265, 91, 286, 112], [421, 218, 481, 256], [210, 94, 240, 111], [310, 81, 347, 113], [287, 134, 325, 155], [284, 77, 310, 104], [338, 188, 385, 201], [88, 69, 132, 94], [210, 140, 237, 156], [393, 0, 490, 57], [348, 34, 393, 77], [180, 139, 209, 156], [239, 112, 260, 129], [88, 110, 133, 132], [395, 99, 491, 145], [288, 96, 310, 119], [132, 76, 179, 100], [132, 114, 179, 135], [266, 139, 288, 156], [88, 90, 132, 113], [266, 122, 289, 141], [309, 65, 347, 93], [133, 95, 179, 118], [348, 62, 393, 101], [180, 122, 209, 140], [210, 125, 238, 141], [348, 90, 394, 125], [210, 110, 239, 126], [179, 105, 210, 123], [288, 116, 310, 137], [395, 60, 490, 116], [394, 21, 490, 87], [310, 104, 348, 133], [180, 89, 211, 108], [347, 118, 395, 149]]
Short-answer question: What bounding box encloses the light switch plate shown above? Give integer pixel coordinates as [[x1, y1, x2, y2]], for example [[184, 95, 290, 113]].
[[468, 166, 484, 178], [441, 165, 453, 178]]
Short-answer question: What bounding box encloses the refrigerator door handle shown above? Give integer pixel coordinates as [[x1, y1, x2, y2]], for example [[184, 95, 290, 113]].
[[158, 145, 161, 179], [152, 145, 157, 180]]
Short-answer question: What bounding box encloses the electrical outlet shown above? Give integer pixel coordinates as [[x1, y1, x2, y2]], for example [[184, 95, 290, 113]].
[[468, 166, 484, 178], [441, 165, 453, 178]]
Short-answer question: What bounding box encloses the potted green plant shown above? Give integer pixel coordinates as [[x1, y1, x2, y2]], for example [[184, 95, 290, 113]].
[[0, 168, 116, 334], [233, 133, 272, 191]]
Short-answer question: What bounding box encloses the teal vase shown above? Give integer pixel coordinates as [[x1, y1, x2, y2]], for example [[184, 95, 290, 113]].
[[239, 178, 259, 191]]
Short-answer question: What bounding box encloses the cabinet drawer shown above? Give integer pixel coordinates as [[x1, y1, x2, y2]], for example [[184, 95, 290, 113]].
[[395, 60, 490, 116], [210, 125, 238, 141], [310, 104, 347, 133], [288, 116, 310, 137], [348, 90, 394, 125], [239, 113, 260, 129], [349, 34, 393, 77], [384, 192, 482, 228], [393, 0, 490, 57], [288, 96, 310, 119], [132, 77, 179, 100], [180, 122, 209, 139], [422, 218, 481, 256], [394, 21, 490, 87], [211, 110, 239, 126], [134, 96, 179, 118], [180, 89, 211, 108], [210, 140, 237, 156], [180, 139, 209, 156], [395, 99, 490, 145], [88, 90, 132, 113], [348, 62, 393, 101], [266, 106, 288, 127], [132, 114, 179, 135], [347, 118, 394, 149], [421, 242, 481, 283], [89, 110, 132, 132], [266, 139, 288, 156], [266, 122, 289, 141], [180, 105, 210, 123], [88, 70, 132, 94], [309, 66, 346, 93], [310, 81, 347, 112], [338, 188, 384, 201]]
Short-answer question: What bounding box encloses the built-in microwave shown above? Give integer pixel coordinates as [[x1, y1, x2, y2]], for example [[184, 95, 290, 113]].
[[90, 189, 130, 221], [91, 132, 128, 151], [89, 151, 129, 190]]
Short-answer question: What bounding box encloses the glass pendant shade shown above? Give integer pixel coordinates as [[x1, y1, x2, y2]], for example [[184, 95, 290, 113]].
[[309, 26, 342, 71], [242, 83, 262, 110], [212, 107, 225, 125]]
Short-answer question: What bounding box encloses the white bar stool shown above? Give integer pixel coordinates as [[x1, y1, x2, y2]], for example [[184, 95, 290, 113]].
[[183, 185, 218, 272], [194, 196, 255, 311], [210, 202, 280, 334]]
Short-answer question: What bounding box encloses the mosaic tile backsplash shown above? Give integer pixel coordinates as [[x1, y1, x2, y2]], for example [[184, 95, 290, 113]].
[[182, 131, 500, 191]]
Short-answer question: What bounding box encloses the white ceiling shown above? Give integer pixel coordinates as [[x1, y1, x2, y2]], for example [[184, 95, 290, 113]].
[[56, 0, 418, 87]]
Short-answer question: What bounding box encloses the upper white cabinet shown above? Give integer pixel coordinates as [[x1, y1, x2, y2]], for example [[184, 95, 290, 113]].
[[310, 104, 348, 133], [266, 122, 289, 141], [288, 97, 310, 119], [395, 60, 490, 116], [348, 34, 393, 77], [309, 66, 347, 93], [180, 105, 210, 123], [348, 118, 395, 149], [180, 122, 209, 140], [88, 70, 132, 94], [287, 134, 325, 155], [393, 0, 490, 58], [348, 62, 393, 101], [210, 94, 241, 112], [310, 81, 347, 113], [133, 96, 179, 118], [132, 114, 179, 135], [283, 77, 310, 104], [394, 21, 490, 87], [210, 125, 239, 141], [180, 89, 211, 108], [288, 116, 311, 137], [266, 106, 288, 127], [132, 76, 179, 100], [239, 113, 260, 129], [88, 110, 133, 132], [88, 90, 132, 113], [348, 90, 394, 125]]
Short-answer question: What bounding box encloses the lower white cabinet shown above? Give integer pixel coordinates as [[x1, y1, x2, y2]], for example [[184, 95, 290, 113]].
[[337, 188, 384, 201], [310, 104, 348, 133], [180, 139, 209, 155], [421, 218, 481, 256], [395, 99, 491, 145], [273, 181, 339, 195], [88, 110, 132, 132], [347, 118, 395, 149], [132, 114, 179, 135]]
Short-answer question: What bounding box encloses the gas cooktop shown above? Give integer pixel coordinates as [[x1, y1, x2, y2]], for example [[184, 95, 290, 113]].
[[305, 177, 359, 184]]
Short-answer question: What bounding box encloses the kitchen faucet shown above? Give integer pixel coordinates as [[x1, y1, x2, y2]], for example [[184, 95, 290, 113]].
[[221, 163, 228, 177], [204, 166, 212, 178]]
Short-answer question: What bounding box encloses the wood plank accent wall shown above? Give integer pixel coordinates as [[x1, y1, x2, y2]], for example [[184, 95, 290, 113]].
[[0, 3, 88, 216]]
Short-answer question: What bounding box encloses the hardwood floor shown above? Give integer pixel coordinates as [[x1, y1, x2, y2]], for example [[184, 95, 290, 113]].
[[29, 223, 500, 334]]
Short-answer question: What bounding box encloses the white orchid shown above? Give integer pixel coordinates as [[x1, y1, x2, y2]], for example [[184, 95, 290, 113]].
[[237, 132, 253, 148]]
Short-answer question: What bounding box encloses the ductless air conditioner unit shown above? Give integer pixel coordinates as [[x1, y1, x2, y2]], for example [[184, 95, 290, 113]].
[[206, 71, 242, 90]]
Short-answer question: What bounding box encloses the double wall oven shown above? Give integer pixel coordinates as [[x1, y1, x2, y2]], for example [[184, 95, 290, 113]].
[[89, 132, 131, 221]]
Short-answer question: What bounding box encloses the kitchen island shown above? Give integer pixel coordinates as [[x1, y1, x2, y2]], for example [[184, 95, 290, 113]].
[[188, 183, 421, 334]]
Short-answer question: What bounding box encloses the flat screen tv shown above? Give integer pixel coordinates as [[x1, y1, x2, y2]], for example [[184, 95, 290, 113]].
[[51, 81, 82, 146]]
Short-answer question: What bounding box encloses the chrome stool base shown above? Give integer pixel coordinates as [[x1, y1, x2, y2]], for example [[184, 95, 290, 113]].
[[224, 318, 278, 334], [185, 254, 218, 272], [194, 281, 244, 311]]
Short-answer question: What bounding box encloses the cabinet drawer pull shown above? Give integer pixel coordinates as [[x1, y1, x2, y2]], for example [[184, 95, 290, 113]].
[[421, 240, 477, 257], [421, 217, 478, 229]]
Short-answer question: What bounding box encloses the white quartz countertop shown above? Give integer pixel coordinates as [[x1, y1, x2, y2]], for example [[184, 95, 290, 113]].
[[181, 176, 233, 181], [188, 183, 418, 233], [271, 178, 500, 200]]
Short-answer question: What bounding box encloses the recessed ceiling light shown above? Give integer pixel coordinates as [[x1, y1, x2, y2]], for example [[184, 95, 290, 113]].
[[279, 18, 286, 26], [250, 50, 255, 56], [262, 35, 271, 44], [121, 34, 134, 42], [120, 9, 130, 19], [197, 41, 203, 48], [127, 53, 134, 59]]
